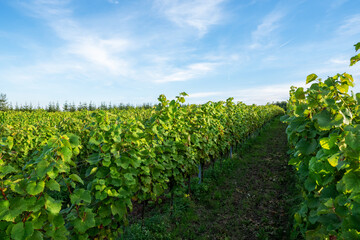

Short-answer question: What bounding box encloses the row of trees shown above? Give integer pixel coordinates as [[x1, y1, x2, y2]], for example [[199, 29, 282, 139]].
[[0, 93, 153, 112], [0, 93, 288, 112], [0, 93, 7, 110], [271, 101, 287, 111]]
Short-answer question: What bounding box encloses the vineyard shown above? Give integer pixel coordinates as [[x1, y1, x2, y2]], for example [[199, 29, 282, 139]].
[[1, 41, 360, 240], [0, 94, 283, 239], [282, 42, 360, 239]]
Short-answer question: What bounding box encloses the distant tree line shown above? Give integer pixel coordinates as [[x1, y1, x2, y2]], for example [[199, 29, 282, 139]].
[[271, 101, 287, 111], [0, 92, 288, 112], [0, 93, 7, 111], [0, 93, 154, 112]]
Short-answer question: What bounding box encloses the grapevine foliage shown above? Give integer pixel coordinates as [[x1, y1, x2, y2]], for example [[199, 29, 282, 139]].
[[282, 42, 360, 239], [0, 96, 283, 239]]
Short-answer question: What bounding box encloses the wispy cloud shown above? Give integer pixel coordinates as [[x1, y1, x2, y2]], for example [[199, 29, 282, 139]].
[[188, 91, 224, 98], [3, 0, 359, 107], [19, 0, 133, 76], [337, 14, 360, 36], [20, 0, 72, 18], [249, 9, 287, 49], [10, 0, 229, 87], [310, 58, 360, 78], [155, 62, 218, 83], [1, 61, 88, 86], [328, 57, 348, 65], [330, 0, 349, 9], [232, 83, 303, 104], [278, 39, 292, 48], [108, 0, 119, 4], [155, 0, 225, 36], [187, 82, 306, 104]]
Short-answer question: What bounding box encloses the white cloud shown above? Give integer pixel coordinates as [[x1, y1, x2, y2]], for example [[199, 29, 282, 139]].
[[296, 53, 360, 93], [2, 61, 87, 86], [155, 0, 225, 36], [186, 82, 306, 104], [10, 0, 228, 87], [20, 0, 133, 76], [330, 0, 349, 9], [232, 83, 304, 104], [188, 91, 224, 98], [155, 62, 218, 83], [338, 14, 360, 36], [21, 0, 72, 18], [306, 52, 360, 77], [108, 0, 119, 4], [328, 57, 348, 65], [65, 37, 131, 75], [232, 86, 293, 104], [249, 9, 286, 49]]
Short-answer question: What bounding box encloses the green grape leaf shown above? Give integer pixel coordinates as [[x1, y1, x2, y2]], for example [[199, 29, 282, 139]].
[[0, 165, 16, 178], [356, 93, 360, 104], [341, 229, 360, 240], [320, 134, 338, 151], [296, 138, 317, 155], [306, 230, 326, 239], [320, 138, 332, 150], [68, 134, 80, 147], [124, 173, 136, 185], [115, 156, 130, 169], [73, 147, 80, 156], [345, 132, 360, 150], [306, 74, 318, 84], [35, 159, 49, 179], [328, 153, 340, 167], [0, 200, 9, 215], [85, 167, 97, 177], [69, 174, 84, 185], [49, 213, 65, 228], [294, 88, 305, 100], [337, 83, 349, 94], [50, 225, 69, 240], [86, 153, 101, 165], [27, 197, 45, 212], [0, 198, 28, 221], [88, 137, 100, 146], [26, 181, 45, 196], [110, 201, 126, 217], [24, 222, 34, 240], [313, 110, 343, 130], [32, 214, 46, 229], [70, 189, 91, 204], [350, 53, 360, 66], [45, 194, 62, 214], [72, 208, 95, 234], [29, 230, 43, 240], [355, 42, 360, 51], [343, 171, 360, 194], [11, 222, 25, 240], [153, 184, 164, 196], [6, 136, 14, 150], [46, 179, 60, 192], [59, 147, 72, 162], [294, 212, 302, 223], [305, 177, 316, 191]]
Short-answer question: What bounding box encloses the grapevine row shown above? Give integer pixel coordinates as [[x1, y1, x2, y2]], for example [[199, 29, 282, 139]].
[[0, 95, 283, 239], [282, 42, 360, 239]]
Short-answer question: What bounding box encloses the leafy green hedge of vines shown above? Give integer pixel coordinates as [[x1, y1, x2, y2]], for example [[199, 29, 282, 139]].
[[282, 42, 360, 239], [0, 95, 283, 240]]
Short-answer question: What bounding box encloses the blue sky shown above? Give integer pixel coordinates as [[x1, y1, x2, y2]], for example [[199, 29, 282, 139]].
[[1, 0, 360, 107]]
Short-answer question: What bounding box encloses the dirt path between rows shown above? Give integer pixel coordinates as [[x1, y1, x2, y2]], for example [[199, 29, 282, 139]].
[[182, 117, 297, 239]]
